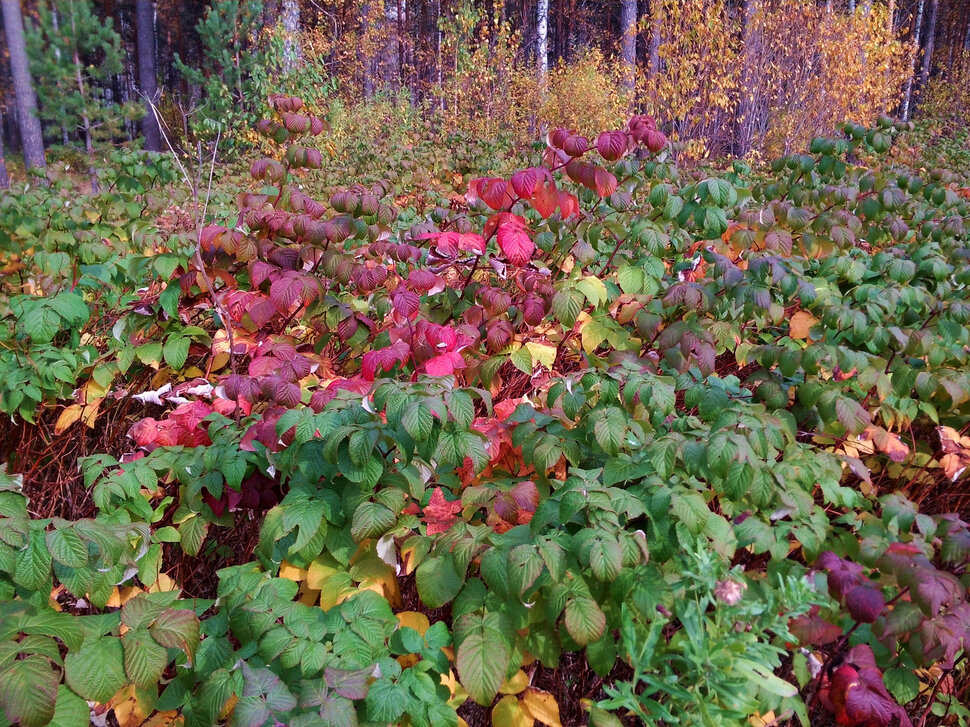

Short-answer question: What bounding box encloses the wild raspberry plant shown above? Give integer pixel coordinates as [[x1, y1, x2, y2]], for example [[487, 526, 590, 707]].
[[3, 100, 970, 727]]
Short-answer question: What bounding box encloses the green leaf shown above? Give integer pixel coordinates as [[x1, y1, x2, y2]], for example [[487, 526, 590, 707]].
[[552, 290, 582, 328], [14, 531, 52, 591], [179, 516, 207, 557], [151, 609, 200, 658], [402, 402, 434, 441], [416, 555, 463, 608], [46, 527, 88, 569], [588, 534, 623, 581], [564, 597, 606, 646], [510, 345, 533, 375], [64, 636, 127, 703], [366, 678, 408, 723], [577, 276, 608, 307], [0, 654, 59, 726], [49, 685, 89, 727], [447, 390, 475, 429], [835, 396, 871, 435], [883, 667, 919, 705], [455, 613, 511, 706], [671, 491, 710, 534], [163, 336, 190, 370], [122, 628, 169, 689], [351, 501, 396, 542], [592, 407, 626, 457]]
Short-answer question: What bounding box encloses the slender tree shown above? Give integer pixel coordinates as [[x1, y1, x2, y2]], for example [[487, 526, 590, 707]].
[[647, 0, 661, 79], [136, 0, 162, 152], [620, 0, 638, 96], [918, 0, 940, 92], [280, 0, 301, 73], [901, 0, 925, 120], [536, 0, 548, 81], [0, 0, 46, 173], [0, 104, 8, 189]]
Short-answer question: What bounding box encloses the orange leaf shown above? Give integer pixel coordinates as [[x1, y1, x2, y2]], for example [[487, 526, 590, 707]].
[[788, 310, 817, 340], [521, 687, 562, 727], [54, 404, 82, 435]]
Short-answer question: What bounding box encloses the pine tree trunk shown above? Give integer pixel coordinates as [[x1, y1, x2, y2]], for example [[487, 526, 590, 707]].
[[648, 0, 661, 79], [0, 104, 9, 189], [536, 0, 549, 81], [1, 0, 46, 173], [620, 0, 637, 97], [901, 0, 925, 120], [281, 0, 301, 73], [918, 0, 939, 100], [135, 0, 162, 152], [360, 1, 373, 99]]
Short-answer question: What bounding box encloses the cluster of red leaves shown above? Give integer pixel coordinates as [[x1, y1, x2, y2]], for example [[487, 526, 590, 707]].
[[818, 645, 913, 727], [129, 400, 226, 450]]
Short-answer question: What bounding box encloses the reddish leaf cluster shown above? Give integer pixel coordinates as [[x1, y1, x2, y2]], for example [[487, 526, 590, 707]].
[[819, 646, 913, 727], [816, 551, 886, 623]]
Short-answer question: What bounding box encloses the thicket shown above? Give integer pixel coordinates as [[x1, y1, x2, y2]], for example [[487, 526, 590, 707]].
[[1, 91, 969, 727]]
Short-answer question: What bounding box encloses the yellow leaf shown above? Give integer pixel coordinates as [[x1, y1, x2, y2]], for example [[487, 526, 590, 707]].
[[396, 611, 431, 637], [109, 685, 153, 727], [306, 554, 341, 590], [521, 687, 562, 727], [54, 404, 82, 435], [499, 670, 530, 695], [750, 711, 776, 727], [279, 561, 307, 583], [492, 694, 534, 727], [788, 310, 817, 340], [524, 342, 557, 370], [148, 572, 177, 593]]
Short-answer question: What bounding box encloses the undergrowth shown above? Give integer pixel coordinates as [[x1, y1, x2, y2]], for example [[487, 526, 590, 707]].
[[0, 101, 969, 727]]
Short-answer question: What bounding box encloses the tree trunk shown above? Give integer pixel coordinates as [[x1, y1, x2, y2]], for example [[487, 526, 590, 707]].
[[359, 1, 373, 99], [0, 104, 9, 190], [647, 0, 661, 79], [280, 0, 301, 73], [536, 0, 548, 81], [901, 0, 925, 120], [1, 0, 46, 173], [68, 7, 99, 193], [918, 0, 939, 98], [135, 0, 162, 152], [620, 0, 637, 97]]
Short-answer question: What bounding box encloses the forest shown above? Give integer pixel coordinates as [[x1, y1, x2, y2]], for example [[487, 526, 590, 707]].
[[1, 1, 970, 726]]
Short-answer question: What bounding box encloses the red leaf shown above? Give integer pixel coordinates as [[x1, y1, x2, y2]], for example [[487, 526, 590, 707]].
[[270, 272, 304, 313], [558, 191, 580, 219], [844, 584, 885, 623], [596, 131, 630, 162], [908, 569, 964, 617], [827, 646, 913, 727], [497, 220, 535, 267], [361, 341, 410, 380], [530, 174, 559, 219], [593, 167, 618, 197], [522, 294, 547, 326], [816, 551, 864, 600], [422, 488, 462, 535], [789, 609, 843, 645], [510, 168, 542, 198], [645, 129, 667, 153], [468, 177, 515, 210], [409, 269, 441, 292], [424, 351, 465, 377], [457, 233, 486, 255], [563, 134, 590, 157], [392, 289, 420, 320]]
